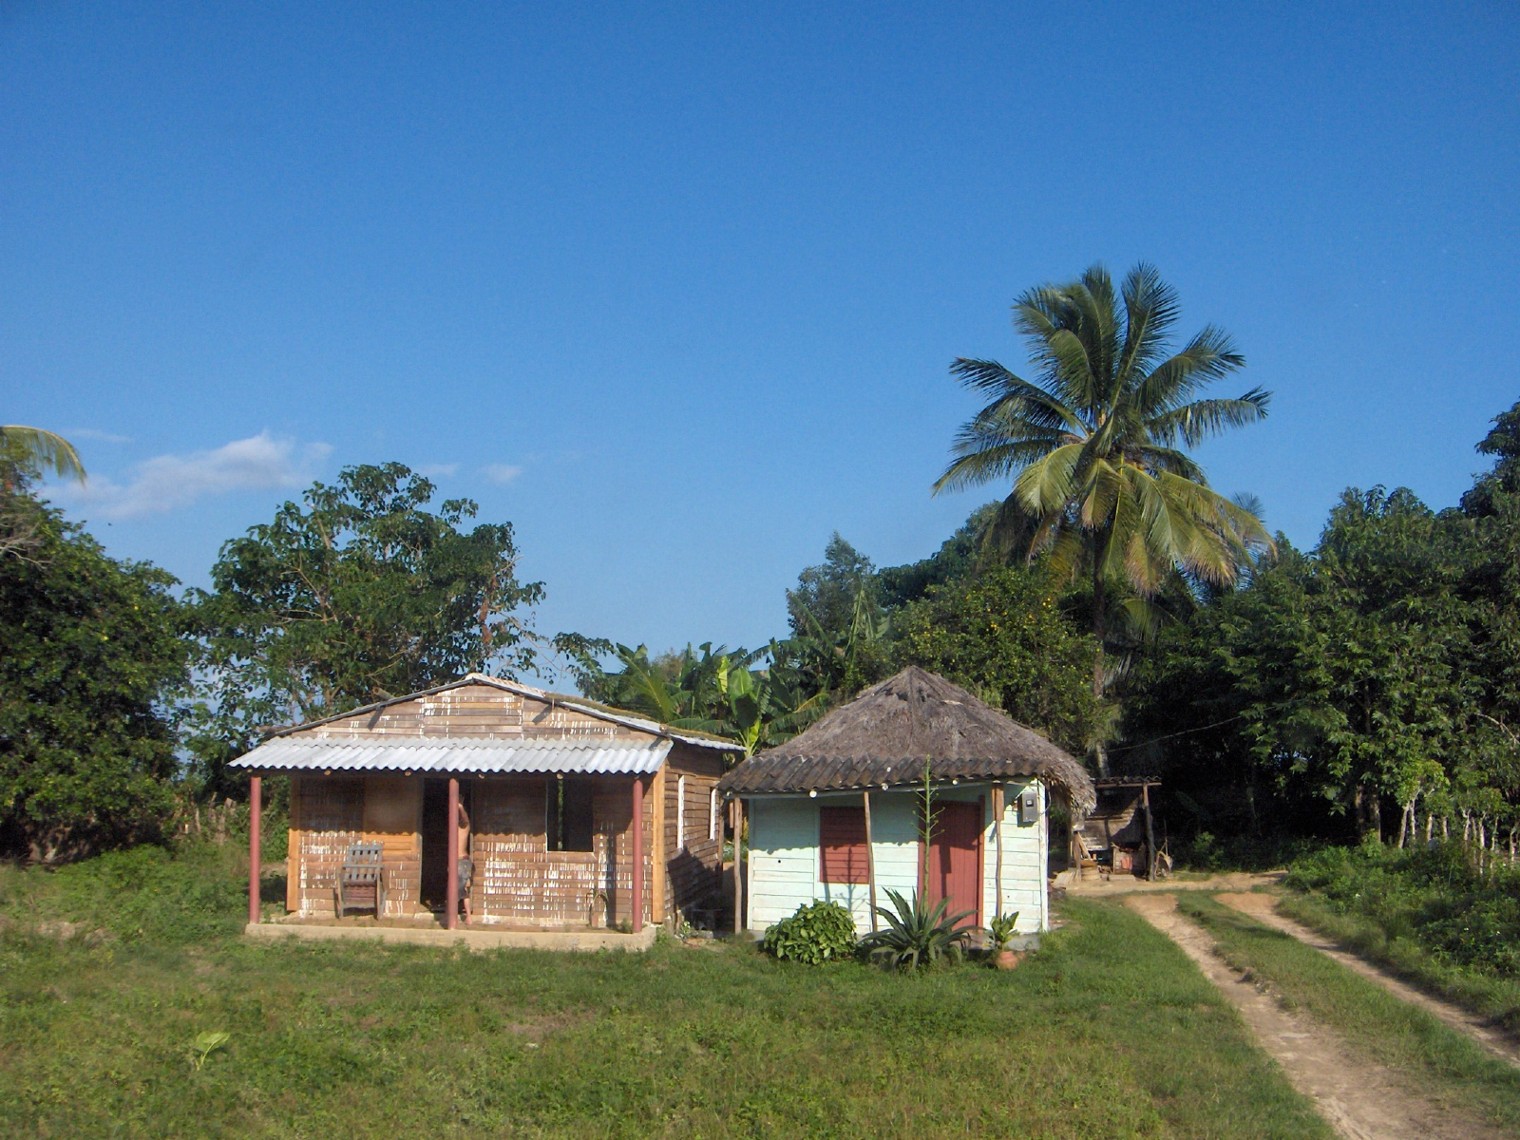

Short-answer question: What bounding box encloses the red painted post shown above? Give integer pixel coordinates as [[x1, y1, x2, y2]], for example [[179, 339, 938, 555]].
[[445, 776, 459, 931], [630, 775, 645, 934], [248, 775, 262, 926]]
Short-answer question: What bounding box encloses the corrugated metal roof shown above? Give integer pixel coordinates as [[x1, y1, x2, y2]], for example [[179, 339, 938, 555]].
[[232, 736, 672, 775]]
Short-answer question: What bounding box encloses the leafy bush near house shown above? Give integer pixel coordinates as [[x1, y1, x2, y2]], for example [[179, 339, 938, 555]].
[[762, 900, 858, 964], [859, 888, 972, 971]]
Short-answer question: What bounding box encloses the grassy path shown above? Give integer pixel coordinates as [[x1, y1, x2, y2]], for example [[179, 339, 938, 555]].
[[1126, 892, 1486, 1140], [1215, 891, 1520, 1068], [1165, 893, 1520, 1139]]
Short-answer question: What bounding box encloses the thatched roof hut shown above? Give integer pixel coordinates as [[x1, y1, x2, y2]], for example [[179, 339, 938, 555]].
[[720, 666, 1095, 816]]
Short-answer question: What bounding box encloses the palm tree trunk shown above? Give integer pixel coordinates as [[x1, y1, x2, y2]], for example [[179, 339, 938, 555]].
[[1091, 557, 1110, 778]]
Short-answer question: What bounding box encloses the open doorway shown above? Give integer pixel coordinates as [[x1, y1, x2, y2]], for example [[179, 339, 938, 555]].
[[420, 778, 471, 911]]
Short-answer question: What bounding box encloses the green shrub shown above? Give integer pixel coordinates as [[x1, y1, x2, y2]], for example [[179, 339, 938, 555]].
[[1286, 841, 1520, 979], [29, 841, 245, 946], [762, 900, 858, 964], [858, 888, 972, 972], [986, 911, 1020, 952]]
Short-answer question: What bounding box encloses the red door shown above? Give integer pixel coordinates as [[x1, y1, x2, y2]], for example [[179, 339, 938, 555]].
[[925, 800, 982, 929]]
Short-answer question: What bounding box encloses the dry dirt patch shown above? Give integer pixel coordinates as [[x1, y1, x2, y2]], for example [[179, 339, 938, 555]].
[[1126, 892, 1504, 1140]]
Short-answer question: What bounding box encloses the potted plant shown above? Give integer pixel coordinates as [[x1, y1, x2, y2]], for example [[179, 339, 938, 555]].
[[986, 912, 1022, 969]]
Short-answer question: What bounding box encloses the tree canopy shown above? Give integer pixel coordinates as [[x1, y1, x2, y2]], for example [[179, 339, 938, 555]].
[[0, 487, 188, 861], [188, 462, 543, 792]]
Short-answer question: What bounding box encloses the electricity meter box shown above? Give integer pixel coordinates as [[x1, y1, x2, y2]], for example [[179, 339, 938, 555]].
[[1019, 787, 1040, 825]]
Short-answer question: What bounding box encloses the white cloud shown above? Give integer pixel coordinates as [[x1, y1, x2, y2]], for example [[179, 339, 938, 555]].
[[58, 432, 332, 519], [65, 428, 133, 444], [481, 463, 524, 485]]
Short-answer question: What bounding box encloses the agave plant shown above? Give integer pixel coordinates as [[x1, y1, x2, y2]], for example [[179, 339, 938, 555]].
[[858, 888, 973, 971]]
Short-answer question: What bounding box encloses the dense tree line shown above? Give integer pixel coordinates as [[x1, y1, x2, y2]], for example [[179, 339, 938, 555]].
[[4, 268, 1515, 871], [1125, 403, 1520, 859]]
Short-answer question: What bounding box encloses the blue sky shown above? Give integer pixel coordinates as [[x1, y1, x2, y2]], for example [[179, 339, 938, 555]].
[[5, 3, 1517, 683]]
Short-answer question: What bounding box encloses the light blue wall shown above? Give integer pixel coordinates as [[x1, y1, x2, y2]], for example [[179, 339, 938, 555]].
[[745, 781, 1048, 936]]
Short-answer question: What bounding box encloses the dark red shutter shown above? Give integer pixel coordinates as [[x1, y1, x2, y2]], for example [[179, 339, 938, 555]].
[[819, 806, 869, 884]]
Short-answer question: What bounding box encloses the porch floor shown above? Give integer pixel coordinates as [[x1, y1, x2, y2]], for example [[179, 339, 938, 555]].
[[245, 915, 659, 952]]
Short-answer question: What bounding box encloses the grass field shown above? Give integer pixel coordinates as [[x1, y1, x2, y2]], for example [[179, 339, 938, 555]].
[[0, 846, 1332, 1138], [1179, 893, 1520, 1136]]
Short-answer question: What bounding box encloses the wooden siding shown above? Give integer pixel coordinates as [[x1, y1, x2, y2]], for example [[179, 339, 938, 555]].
[[470, 776, 642, 928], [279, 685, 736, 930], [745, 781, 1048, 935], [661, 742, 725, 923]]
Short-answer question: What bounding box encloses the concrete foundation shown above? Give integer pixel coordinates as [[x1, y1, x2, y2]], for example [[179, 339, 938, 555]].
[[244, 920, 660, 952]]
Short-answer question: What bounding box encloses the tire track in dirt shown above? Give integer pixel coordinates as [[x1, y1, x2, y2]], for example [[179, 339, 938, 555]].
[[1215, 892, 1520, 1069], [1125, 893, 1506, 1140]]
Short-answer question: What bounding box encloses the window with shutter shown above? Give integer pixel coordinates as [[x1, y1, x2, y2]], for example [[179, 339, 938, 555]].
[[819, 805, 869, 884]]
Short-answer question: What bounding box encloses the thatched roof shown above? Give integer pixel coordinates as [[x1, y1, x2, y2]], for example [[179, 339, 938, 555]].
[[719, 666, 1096, 815]]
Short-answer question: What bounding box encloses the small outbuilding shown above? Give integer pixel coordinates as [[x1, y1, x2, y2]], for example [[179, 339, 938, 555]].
[[719, 667, 1095, 939], [232, 674, 743, 935]]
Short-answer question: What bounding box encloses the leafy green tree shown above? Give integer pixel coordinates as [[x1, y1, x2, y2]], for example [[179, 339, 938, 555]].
[[876, 503, 999, 609], [786, 533, 879, 637], [1458, 401, 1520, 851], [0, 487, 188, 861], [1461, 400, 1520, 519], [583, 642, 822, 758], [933, 264, 1271, 769], [189, 462, 543, 792], [1, 426, 87, 560], [1129, 490, 1475, 845], [891, 565, 1102, 754]]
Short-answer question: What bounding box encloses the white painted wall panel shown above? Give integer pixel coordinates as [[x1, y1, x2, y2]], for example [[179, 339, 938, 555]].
[[745, 781, 1052, 936]]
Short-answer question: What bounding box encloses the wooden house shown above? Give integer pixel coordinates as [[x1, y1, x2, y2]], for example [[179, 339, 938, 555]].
[[232, 674, 743, 933], [719, 667, 1095, 939], [1073, 777, 1164, 879]]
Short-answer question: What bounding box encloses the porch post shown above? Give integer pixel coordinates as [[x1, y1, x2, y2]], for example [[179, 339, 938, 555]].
[[445, 776, 460, 931], [631, 774, 645, 934], [731, 797, 745, 935], [862, 790, 878, 933], [248, 775, 262, 925], [1143, 782, 1158, 882], [992, 783, 1005, 920]]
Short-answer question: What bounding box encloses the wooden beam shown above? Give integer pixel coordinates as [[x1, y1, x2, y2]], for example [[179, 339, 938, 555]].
[[631, 775, 645, 934], [445, 776, 459, 931], [992, 783, 1005, 920], [248, 775, 262, 926], [732, 797, 744, 935], [651, 765, 667, 925], [862, 790, 878, 933], [285, 775, 300, 913], [1143, 782, 1158, 882]]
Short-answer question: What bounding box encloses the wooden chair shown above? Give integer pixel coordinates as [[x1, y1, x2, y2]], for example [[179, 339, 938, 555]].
[[336, 841, 385, 919]]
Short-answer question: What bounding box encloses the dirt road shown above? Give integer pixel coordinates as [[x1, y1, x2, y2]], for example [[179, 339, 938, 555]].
[[1214, 891, 1520, 1069], [1125, 892, 1507, 1140]]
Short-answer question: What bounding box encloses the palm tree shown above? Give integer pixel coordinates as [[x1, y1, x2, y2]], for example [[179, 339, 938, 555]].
[[0, 425, 86, 486], [933, 264, 1270, 767]]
